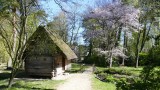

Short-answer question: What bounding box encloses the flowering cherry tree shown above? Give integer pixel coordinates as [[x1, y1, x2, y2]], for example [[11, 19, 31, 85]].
[[83, 1, 141, 67]]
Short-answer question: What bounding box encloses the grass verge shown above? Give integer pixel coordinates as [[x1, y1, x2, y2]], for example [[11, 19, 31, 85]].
[[0, 79, 64, 90], [66, 63, 89, 73], [92, 75, 116, 90]]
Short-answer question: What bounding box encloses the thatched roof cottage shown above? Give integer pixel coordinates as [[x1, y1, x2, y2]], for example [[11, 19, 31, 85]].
[[24, 26, 77, 77]]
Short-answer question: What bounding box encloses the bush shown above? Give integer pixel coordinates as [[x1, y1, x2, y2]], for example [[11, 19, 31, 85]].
[[139, 53, 148, 66], [146, 46, 160, 66], [140, 46, 160, 89], [95, 68, 137, 85], [116, 78, 142, 90], [124, 56, 135, 66], [103, 68, 133, 76], [83, 54, 107, 67], [117, 46, 160, 90], [105, 74, 119, 83], [140, 66, 160, 89]]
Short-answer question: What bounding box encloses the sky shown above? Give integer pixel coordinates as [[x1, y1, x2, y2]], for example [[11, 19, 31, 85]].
[[39, 0, 96, 45], [40, 0, 96, 20]]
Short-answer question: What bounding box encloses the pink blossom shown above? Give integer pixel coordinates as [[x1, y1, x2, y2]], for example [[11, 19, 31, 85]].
[[83, 2, 141, 32]]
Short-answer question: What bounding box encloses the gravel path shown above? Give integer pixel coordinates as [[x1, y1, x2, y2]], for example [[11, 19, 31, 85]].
[[56, 67, 92, 90]]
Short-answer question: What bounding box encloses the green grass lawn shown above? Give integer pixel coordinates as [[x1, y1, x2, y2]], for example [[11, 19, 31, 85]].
[[0, 72, 65, 90], [0, 63, 90, 90], [0, 75, 65, 90], [92, 75, 116, 90], [0, 64, 64, 90], [0, 79, 64, 90], [66, 63, 89, 73]]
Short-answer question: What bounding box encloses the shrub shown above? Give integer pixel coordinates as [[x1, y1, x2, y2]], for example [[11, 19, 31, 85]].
[[139, 52, 148, 66], [103, 68, 133, 76], [83, 54, 107, 67], [117, 46, 160, 90], [95, 68, 136, 84], [105, 74, 119, 83]]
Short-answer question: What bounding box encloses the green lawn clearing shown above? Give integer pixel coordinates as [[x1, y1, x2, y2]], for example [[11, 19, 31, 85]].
[[0, 79, 64, 90], [92, 75, 116, 90], [0, 64, 65, 90], [66, 63, 89, 73]]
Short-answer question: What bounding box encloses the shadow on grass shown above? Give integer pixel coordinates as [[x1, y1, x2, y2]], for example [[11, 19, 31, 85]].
[[12, 83, 55, 90], [0, 70, 54, 90], [0, 70, 49, 79], [0, 70, 30, 80], [0, 67, 66, 90], [0, 84, 55, 90], [0, 85, 8, 90], [0, 72, 10, 80]]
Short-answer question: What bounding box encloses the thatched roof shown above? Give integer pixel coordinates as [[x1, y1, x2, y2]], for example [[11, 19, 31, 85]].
[[30, 26, 77, 60]]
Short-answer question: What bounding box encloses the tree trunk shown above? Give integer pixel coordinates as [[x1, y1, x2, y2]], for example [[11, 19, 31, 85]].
[[135, 31, 141, 68], [122, 58, 125, 66], [140, 22, 152, 52], [115, 24, 122, 47], [7, 7, 17, 69], [8, 78, 13, 88], [135, 52, 139, 68], [87, 39, 93, 57], [73, 26, 80, 43], [8, 69, 15, 88], [7, 58, 12, 69], [8, 0, 27, 87], [109, 53, 113, 68], [115, 28, 122, 47], [121, 31, 127, 66], [69, 15, 76, 46]]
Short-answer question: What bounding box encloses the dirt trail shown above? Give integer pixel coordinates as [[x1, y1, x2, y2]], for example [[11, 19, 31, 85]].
[[56, 67, 92, 90]]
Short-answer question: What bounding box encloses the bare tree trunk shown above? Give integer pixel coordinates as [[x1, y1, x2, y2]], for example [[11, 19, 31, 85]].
[[7, 7, 17, 69], [140, 22, 152, 52], [8, 0, 27, 87], [20, 28, 27, 69], [121, 31, 127, 66], [8, 77, 13, 88], [87, 39, 93, 57], [8, 69, 16, 88], [69, 27, 75, 45], [135, 31, 141, 68], [135, 53, 139, 68], [115, 24, 122, 47], [122, 58, 125, 66], [69, 11, 78, 46], [109, 53, 113, 68], [7, 58, 12, 69], [73, 26, 80, 43]]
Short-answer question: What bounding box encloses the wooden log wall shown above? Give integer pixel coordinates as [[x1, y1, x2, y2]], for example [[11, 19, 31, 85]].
[[25, 56, 53, 76]]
